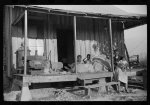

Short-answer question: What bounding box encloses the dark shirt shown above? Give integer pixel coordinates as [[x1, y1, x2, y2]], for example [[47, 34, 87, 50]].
[[63, 63, 71, 72]]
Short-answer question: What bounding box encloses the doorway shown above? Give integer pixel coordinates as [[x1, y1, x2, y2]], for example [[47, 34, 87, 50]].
[[57, 29, 75, 64]]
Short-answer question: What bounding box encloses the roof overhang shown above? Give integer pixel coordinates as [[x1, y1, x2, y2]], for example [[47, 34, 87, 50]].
[[10, 5, 147, 29]]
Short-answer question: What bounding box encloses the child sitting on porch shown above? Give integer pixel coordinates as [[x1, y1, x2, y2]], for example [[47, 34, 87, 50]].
[[83, 54, 92, 64], [69, 55, 84, 73]]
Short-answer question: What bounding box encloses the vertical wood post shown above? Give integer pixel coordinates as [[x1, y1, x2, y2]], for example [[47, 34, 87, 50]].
[[24, 9, 27, 75], [73, 16, 77, 74], [109, 19, 114, 73], [47, 14, 50, 60], [8, 7, 12, 77], [43, 16, 47, 57], [10, 6, 13, 77]]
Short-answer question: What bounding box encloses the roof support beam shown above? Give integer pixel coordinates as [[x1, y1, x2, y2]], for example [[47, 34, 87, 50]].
[[109, 18, 114, 73], [27, 9, 146, 23], [12, 11, 24, 25], [24, 9, 27, 75], [73, 16, 77, 74]]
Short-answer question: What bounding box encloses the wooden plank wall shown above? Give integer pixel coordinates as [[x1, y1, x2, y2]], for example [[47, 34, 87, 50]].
[[4, 6, 13, 77], [76, 17, 108, 59], [45, 14, 58, 62], [11, 8, 59, 68], [11, 7, 25, 69], [76, 17, 125, 59], [9, 7, 125, 69], [112, 22, 125, 57], [49, 14, 74, 63]]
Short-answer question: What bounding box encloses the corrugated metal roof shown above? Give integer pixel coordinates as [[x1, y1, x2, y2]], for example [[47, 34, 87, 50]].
[[11, 5, 147, 29], [32, 5, 146, 17], [11, 5, 146, 19]]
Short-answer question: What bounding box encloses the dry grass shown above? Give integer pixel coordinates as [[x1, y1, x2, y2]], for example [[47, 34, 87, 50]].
[[139, 54, 147, 67], [4, 87, 147, 101]]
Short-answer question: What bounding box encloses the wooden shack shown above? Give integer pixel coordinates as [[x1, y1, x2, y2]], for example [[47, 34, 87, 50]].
[[3, 5, 146, 101], [4, 5, 146, 75]]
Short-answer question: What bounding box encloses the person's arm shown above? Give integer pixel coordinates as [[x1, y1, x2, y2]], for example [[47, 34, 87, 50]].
[[125, 61, 129, 70], [83, 57, 87, 63], [69, 63, 75, 68]]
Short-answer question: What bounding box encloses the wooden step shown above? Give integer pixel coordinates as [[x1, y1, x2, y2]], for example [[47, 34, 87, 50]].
[[85, 82, 119, 88], [74, 82, 119, 89]]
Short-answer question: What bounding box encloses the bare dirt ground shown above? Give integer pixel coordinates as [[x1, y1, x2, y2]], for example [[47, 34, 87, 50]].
[[3, 75, 146, 101], [4, 86, 147, 101]]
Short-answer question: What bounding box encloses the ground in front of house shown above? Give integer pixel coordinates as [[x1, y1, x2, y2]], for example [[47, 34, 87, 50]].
[[3, 85, 147, 101]]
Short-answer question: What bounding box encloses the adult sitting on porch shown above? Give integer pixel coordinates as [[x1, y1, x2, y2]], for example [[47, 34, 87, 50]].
[[92, 57, 111, 72], [92, 50, 111, 72]]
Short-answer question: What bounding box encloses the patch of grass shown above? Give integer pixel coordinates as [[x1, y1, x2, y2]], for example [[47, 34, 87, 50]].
[[139, 55, 147, 67]]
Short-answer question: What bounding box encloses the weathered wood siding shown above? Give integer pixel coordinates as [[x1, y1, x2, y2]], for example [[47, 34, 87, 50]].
[[76, 17, 125, 59], [3, 6, 13, 77], [11, 8, 58, 68], [5, 6, 125, 70]]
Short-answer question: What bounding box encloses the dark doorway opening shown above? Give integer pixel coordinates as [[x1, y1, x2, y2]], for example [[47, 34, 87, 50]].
[[57, 29, 75, 64]]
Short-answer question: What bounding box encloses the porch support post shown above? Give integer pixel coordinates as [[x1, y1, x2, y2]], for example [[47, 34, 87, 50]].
[[24, 9, 27, 75], [109, 18, 114, 73], [21, 9, 32, 101], [20, 77, 32, 101], [73, 16, 77, 74]]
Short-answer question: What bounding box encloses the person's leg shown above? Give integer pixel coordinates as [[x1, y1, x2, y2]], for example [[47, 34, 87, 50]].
[[112, 69, 119, 93], [117, 81, 120, 93], [125, 83, 129, 93]]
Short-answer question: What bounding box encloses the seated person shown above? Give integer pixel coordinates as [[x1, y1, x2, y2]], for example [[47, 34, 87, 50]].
[[94, 50, 107, 60], [69, 55, 83, 73], [82, 54, 94, 72], [62, 58, 71, 72], [70, 54, 94, 73], [92, 57, 111, 72], [83, 54, 92, 64], [77, 55, 83, 64], [92, 51, 111, 72]]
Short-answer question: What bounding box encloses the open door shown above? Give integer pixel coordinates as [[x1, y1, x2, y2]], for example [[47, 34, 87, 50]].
[[57, 29, 75, 64]]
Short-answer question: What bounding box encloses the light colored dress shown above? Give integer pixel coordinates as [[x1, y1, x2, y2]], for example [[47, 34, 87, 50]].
[[116, 60, 128, 84], [117, 67, 128, 84]]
